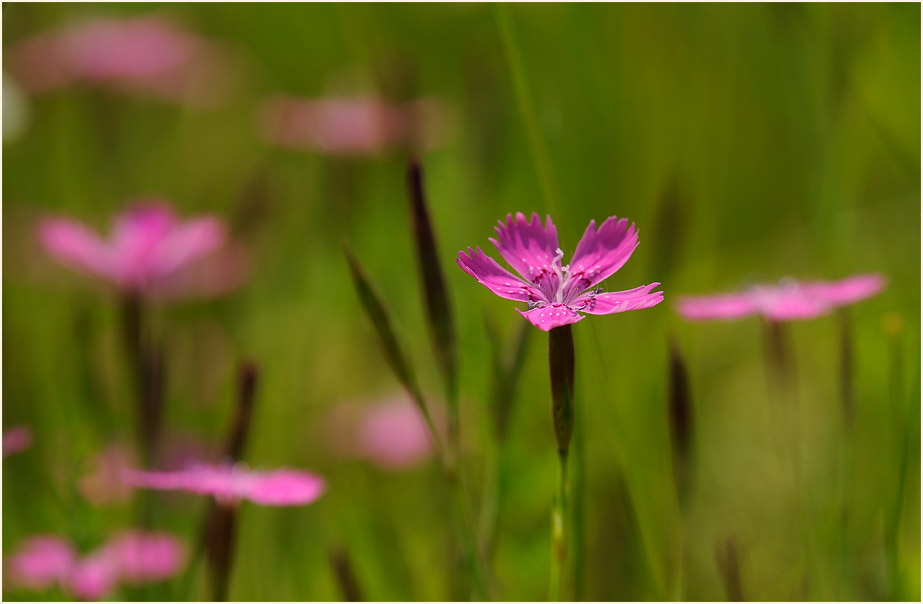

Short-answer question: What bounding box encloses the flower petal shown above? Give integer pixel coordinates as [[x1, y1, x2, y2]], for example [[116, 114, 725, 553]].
[[517, 304, 584, 331], [37, 218, 114, 281], [487, 212, 560, 284], [152, 217, 227, 278], [761, 293, 832, 321], [107, 531, 186, 584], [5, 536, 77, 591], [565, 217, 639, 295], [577, 283, 664, 315], [245, 470, 326, 506], [676, 293, 759, 321], [798, 274, 885, 307], [457, 246, 543, 303]]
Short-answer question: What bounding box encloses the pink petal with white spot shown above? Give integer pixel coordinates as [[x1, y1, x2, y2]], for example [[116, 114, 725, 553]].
[[577, 283, 664, 315], [457, 247, 542, 303], [798, 274, 885, 306], [517, 304, 584, 331], [488, 212, 559, 284], [675, 294, 759, 321], [566, 217, 639, 293], [37, 218, 114, 281], [5, 536, 77, 590]]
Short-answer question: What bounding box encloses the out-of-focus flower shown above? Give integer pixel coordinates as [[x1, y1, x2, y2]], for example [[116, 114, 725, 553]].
[[357, 398, 435, 469], [4, 536, 76, 590], [3, 74, 31, 142], [125, 463, 326, 506], [3, 425, 33, 458], [457, 212, 664, 331], [4, 531, 185, 600], [257, 94, 450, 155], [105, 531, 187, 584], [8, 15, 231, 106], [675, 275, 886, 322], [79, 444, 136, 506], [327, 395, 444, 470], [37, 201, 247, 300]]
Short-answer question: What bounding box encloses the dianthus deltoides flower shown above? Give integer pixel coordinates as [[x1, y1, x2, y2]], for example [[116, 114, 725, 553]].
[[676, 274, 885, 322], [8, 15, 229, 106], [4, 531, 186, 600], [125, 463, 326, 506], [3, 425, 32, 458], [38, 201, 242, 300], [457, 212, 663, 331]]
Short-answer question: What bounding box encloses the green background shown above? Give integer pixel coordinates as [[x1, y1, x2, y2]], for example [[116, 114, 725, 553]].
[[3, 3, 920, 601]]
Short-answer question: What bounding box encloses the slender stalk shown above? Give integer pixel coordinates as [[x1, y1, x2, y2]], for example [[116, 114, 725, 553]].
[[328, 547, 364, 602], [548, 325, 575, 601]]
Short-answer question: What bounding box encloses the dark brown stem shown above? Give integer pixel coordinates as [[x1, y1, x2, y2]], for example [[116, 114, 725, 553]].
[[549, 325, 575, 458]]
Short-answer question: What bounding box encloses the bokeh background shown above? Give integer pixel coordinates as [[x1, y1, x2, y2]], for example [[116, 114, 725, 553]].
[[2, 3, 920, 601]]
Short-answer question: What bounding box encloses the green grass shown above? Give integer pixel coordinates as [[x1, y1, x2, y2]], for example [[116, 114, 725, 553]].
[[3, 3, 920, 601]]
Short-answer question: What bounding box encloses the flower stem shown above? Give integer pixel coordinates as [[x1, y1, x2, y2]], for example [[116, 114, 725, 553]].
[[549, 451, 569, 602], [548, 325, 574, 601]]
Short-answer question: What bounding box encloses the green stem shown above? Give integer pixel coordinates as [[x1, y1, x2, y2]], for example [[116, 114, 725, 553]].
[[550, 452, 569, 602]]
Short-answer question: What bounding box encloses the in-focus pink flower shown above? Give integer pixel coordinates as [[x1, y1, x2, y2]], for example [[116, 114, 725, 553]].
[[4, 531, 185, 600], [257, 95, 449, 155], [3, 425, 32, 458], [676, 275, 886, 322], [457, 212, 664, 331], [8, 16, 230, 106], [125, 463, 326, 506], [37, 201, 244, 300]]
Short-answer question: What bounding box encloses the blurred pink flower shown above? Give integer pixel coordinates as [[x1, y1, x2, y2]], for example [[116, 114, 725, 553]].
[[106, 531, 187, 584], [8, 15, 230, 106], [257, 94, 449, 155], [125, 463, 326, 506], [37, 201, 246, 300], [5, 531, 185, 600], [676, 275, 886, 322], [3, 425, 32, 458], [458, 212, 664, 331], [5, 536, 76, 591], [357, 398, 435, 469], [79, 444, 136, 506]]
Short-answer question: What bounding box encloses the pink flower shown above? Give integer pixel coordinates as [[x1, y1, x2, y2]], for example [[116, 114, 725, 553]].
[[105, 531, 187, 584], [3, 425, 32, 458], [457, 212, 664, 331], [4, 532, 185, 600], [8, 16, 230, 106], [357, 399, 435, 469], [37, 202, 243, 299], [257, 95, 448, 155], [125, 463, 326, 506], [5, 536, 76, 590], [79, 444, 136, 506], [676, 275, 886, 322]]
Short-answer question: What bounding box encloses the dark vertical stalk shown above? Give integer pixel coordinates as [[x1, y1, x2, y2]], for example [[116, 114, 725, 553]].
[[762, 318, 795, 394], [715, 537, 744, 601], [837, 310, 855, 424], [205, 361, 260, 601], [329, 547, 364, 602], [406, 157, 458, 467], [548, 325, 574, 601], [121, 293, 163, 467], [668, 337, 695, 600]]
